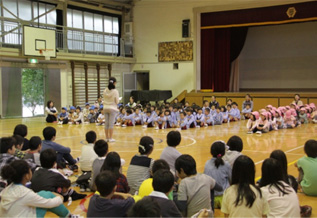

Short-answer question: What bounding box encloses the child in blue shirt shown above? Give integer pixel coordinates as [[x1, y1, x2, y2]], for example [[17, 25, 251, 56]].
[[242, 104, 252, 120], [230, 102, 241, 121], [154, 111, 166, 130], [122, 109, 135, 127], [186, 109, 196, 128], [133, 108, 143, 125], [165, 110, 174, 128], [195, 108, 205, 127], [178, 112, 188, 130], [204, 108, 214, 126], [143, 110, 154, 128], [87, 106, 96, 123], [58, 107, 69, 125], [220, 106, 228, 123], [214, 107, 224, 125]]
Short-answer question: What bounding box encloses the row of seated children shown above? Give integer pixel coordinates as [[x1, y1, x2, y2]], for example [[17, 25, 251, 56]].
[[113, 102, 242, 130], [246, 102, 316, 134]]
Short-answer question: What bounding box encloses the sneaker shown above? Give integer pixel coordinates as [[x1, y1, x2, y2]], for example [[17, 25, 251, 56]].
[[86, 187, 91, 192], [75, 157, 80, 163], [247, 131, 253, 134], [58, 121, 63, 125], [115, 122, 121, 126], [162, 127, 165, 130], [256, 131, 262, 135], [84, 122, 89, 124], [196, 125, 200, 128], [109, 138, 116, 142], [142, 125, 147, 128], [69, 122, 73, 125], [204, 124, 208, 127], [96, 123, 101, 126], [155, 126, 159, 130], [122, 124, 127, 127]]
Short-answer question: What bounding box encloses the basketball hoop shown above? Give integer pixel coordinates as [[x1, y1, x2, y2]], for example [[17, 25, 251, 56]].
[[39, 49, 54, 61]]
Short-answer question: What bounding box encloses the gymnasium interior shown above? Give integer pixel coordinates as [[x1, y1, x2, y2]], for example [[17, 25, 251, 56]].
[[0, 0, 317, 217]]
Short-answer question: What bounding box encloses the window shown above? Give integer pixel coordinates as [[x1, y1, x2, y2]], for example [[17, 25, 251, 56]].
[[67, 8, 120, 55]]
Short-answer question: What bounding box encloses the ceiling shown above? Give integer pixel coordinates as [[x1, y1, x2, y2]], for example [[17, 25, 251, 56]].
[[75, 0, 133, 10]]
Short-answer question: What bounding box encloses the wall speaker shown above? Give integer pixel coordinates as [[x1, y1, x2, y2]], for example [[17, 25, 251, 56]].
[[182, 19, 190, 38]]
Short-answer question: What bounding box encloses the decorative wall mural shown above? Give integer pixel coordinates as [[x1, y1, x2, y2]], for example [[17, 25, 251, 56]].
[[158, 41, 193, 62]]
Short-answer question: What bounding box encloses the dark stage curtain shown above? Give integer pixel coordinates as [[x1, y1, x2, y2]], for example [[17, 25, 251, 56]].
[[201, 28, 246, 92]]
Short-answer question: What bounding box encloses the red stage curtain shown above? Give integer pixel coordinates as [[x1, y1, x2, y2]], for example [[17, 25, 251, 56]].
[[201, 28, 230, 92]]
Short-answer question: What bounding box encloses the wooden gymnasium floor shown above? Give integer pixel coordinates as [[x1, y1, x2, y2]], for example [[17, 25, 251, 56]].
[[1, 117, 317, 217]]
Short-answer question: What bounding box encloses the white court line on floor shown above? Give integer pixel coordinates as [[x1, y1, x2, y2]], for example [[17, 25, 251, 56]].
[[254, 145, 304, 165]]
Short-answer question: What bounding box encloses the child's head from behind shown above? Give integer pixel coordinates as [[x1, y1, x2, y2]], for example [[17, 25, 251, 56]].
[[101, 151, 121, 178], [152, 169, 174, 194], [138, 136, 154, 155], [86, 131, 97, 144], [304, 139, 317, 158], [167, 131, 181, 147], [270, 149, 288, 178], [95, 170, 117, 197], [1, 160, 31, 185], [12, 134, 24, 150], [260, 158, 285, 187], [127, 198, 161, 217], [43, 127, 56, 141], [152, 159, 170, 176], [94, 139, 108, 157], [175, 154, 197, 178], [0, 137, 16, 154], [13, 124, 28, 138], [211, 141, 226, 168], [227, 135, 243, 152], [232, 155, 255, 185], [40, 149, 57, 169], [29, 136, 42, 151]]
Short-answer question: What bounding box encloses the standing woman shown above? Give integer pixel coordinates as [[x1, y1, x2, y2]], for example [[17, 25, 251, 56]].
[[45, 100, 58, 123], [103, 77, 119, 142]]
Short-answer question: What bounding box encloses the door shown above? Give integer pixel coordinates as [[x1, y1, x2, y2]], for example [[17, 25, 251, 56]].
[[122, 72, 137, 105]]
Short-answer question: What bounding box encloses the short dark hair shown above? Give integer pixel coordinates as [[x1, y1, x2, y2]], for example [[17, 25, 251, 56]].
[[127, 198, 161, 217], [43, 127, 56, 140], [232, 102, 238, 106], [86, 131, 97, 144], [95, 170, 117, 196], [0, 137, 15, 153], [175, 154, 197, 176], [167, 131, 181, 147], [152, 159, 170, 175], [138, 136, 154, 155], [29, 136, 42, 151], [227, 135, 243, 152], [304, 139, 317, 158], [1, 160, 30, 184], [205, 108, 210, 112], [13, 124, 28, 137], [94, 139, 108, 157], [152, 169, 174, 193], [12, 135, 24, 148], [40, 149, 57, 169]]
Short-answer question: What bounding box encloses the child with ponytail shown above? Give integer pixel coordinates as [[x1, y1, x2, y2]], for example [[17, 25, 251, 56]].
[[204, 141, 231, 209]]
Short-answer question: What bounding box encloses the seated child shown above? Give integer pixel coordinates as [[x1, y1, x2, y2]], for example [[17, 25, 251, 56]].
[[142, 109, 154, 128], [127, 136, 154, 195], [299, 108, 308, 124], [0, 160, 69, 218], [242, 104, 252, 120], [57, 107, 69, 125], [204, 108, 214, 127], [115, 108, 126, 126], [68, 106, 77, 124], [229, 102, 241, 121], [178, 112, 189, 130], [127, 198, 161, 217], [24, 136, 42, 166], [275, 109, 284, 129], [204, 141, 231, 209], [221, 106, 229, 123], [296, 139, 317, 196], [80, 131, 98, 172], [87, 106, 96, 123], [90, 140, 109, 191], [101, 151, 130, 195], [87, 171, 134, 217], [202, 100, 210, 114], [254, 112, 270, 134], [13, 134, 25, 159], [96, 107, 105, 126], [223, 136, 243, 167], [83, 103, 90, 123], [164, 110, 174, 128], [154, 111, 166, 130], [214, 106, 224, 125], [284, 110, 296, 128], [122, 109, 135, 127], [186, 108, 196, 128], [41, 127, 78, 171], [13, 124, 29, 151], [195, 108, 205, 127], [143, 170, 182, 217], [160, 131, 182, 175], [175, 154, 220, 217], [246, 112, 258, 134], [31, 149, 86, 202], [138, 159, 173, 200], [133, 108, 143, 125], [210, 105, 216, 117], [72, 106, 84, 124]]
